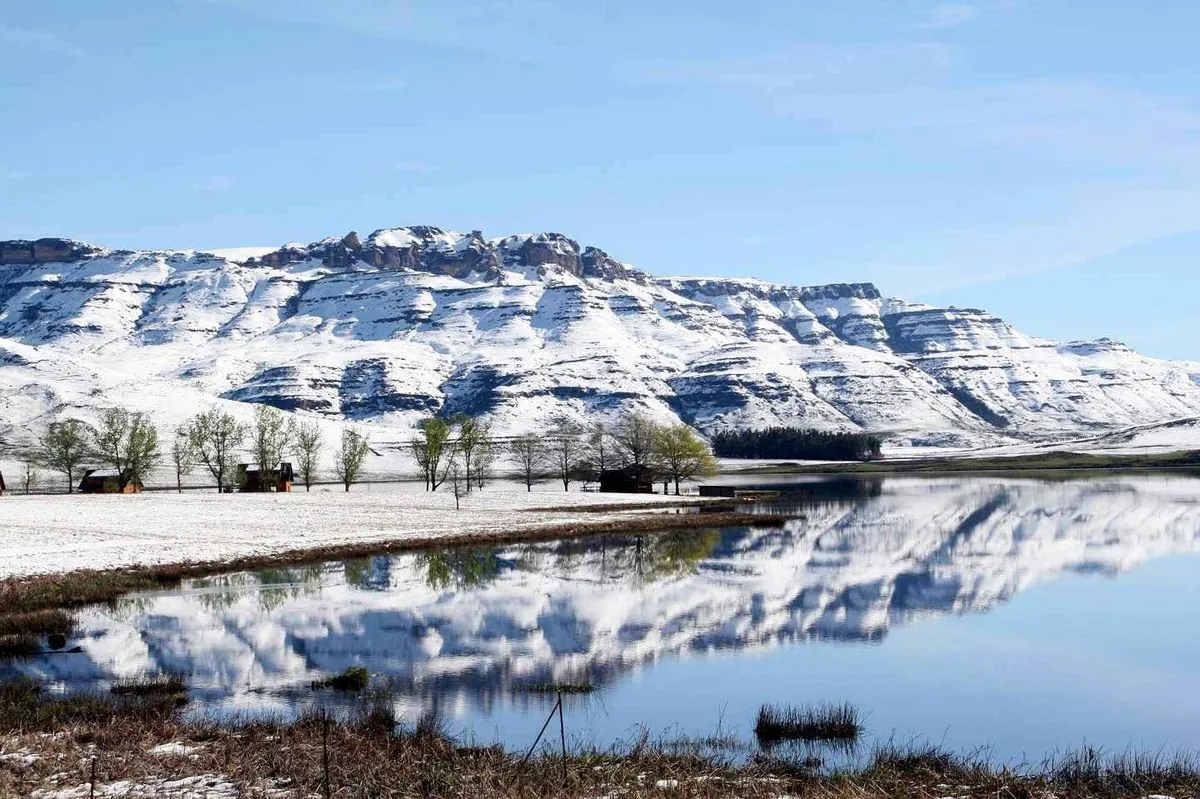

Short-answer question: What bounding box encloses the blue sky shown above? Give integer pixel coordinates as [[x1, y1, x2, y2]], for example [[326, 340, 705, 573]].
[[3, 0, 1199, 358]]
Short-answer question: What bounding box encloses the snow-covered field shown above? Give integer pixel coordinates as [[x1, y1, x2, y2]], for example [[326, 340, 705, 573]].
[[0, 485, 695, 580]]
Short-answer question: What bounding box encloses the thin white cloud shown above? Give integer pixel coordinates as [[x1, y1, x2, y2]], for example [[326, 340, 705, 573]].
[[197, 175, 236, 192], [642, 41, 1200, 293], [882, 187, 1200, 296], [921, 3, 979, 30], [0, 27, 85, 58], [633, 43, 955, 94]]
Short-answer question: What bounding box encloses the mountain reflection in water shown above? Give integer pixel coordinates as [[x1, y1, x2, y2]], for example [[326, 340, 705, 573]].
[[6, 475, 1200, 758]]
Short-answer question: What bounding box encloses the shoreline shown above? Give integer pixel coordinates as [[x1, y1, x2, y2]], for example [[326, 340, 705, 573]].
[[0, 509, 779, 617], [720, 448, 1200, 476]]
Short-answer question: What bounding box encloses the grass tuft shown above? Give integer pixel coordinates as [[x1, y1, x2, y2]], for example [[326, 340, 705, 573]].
[[754, 702, 862, 744], [0, 609, 76, 637], [312, 665, 370, 692], [0, 635, 41, 659], [514, 681, 597, 695], [110, 674, 188, 697]]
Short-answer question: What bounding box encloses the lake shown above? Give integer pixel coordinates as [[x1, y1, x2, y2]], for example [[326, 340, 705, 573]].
[[6, 474, 1200, 765]]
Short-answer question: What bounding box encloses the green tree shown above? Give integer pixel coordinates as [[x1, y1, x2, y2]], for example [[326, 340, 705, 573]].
[[249, 405, 294, 473], [333, 427, 371, 491], [185, 407, 246, 492], [293, 419, 323, 491], [94, 408, 160, 491], [39, 418, 93, 492], [410, 416, 452, 491], [653, 423, 718, 494], [452, 413, 490, 492]]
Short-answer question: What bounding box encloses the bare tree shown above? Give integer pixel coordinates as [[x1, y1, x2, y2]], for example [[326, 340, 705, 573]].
[[588, 423, 611, 480], [448, 454, 467, 510], [185, 408, 246, 492], [249, 405, 294, 473], [333, 427, 371, 491], [94, 408, 161, 491], [170, 427, 195, 493], [612, 412, 661, 485], [509, 434, 547, 492], [21, 454, 42, 494], [470, 437, 495, 490], [548, 418, 587, 491], [294, 420, 323, 492], [652, 423, 718, 494], [40, 418, 93, 493]]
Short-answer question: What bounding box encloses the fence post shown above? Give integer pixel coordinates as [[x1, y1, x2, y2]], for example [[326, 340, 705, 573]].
[[89, 755, 97, 799], [557, 692, 567, 786]]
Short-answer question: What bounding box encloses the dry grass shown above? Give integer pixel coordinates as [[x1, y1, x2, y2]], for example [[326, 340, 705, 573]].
[[0, 609, 76, 637], [110, 674, 188, 698], [2, 686, 1199, 798], [0, 510, 779, 616], [513, 681, 598, 695], [0, 635, 40, 660], [754, 702, 862, 744]]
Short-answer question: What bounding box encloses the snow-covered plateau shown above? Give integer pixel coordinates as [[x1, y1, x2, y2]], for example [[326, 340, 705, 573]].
[[2, 227, 1200, 452]]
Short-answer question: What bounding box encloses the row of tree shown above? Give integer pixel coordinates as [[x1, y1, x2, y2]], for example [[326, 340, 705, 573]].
[[408, 411, 718, 498], [19, 406, 720, 497], [710, 426, 882, 461], [30, 405, 372, 493]]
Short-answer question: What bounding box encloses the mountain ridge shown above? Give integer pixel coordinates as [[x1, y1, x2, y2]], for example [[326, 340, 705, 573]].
[[2, 226, 1199, 449]]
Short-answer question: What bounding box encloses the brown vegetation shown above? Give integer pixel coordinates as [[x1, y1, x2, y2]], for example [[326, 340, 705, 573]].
[[1, 684, 1199, 798]]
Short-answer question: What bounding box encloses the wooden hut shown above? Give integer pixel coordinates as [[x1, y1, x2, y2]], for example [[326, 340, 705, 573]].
[[599, 466, 654, 494], [236, 462, 294, 492], [78, 469, 144, 494]]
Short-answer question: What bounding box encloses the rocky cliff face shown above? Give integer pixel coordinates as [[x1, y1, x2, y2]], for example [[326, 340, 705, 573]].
[[0, 238, 102, 265], [1, 225, 1198, 446]]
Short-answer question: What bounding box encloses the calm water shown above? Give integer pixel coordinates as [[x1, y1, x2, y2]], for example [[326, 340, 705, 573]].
[[6, 474, 1200, 764]]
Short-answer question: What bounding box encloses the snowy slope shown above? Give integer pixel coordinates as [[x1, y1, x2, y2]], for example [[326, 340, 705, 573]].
[[2, 228, 1199, 450]]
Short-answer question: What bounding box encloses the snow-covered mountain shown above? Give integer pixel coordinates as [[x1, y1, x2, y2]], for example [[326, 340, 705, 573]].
[[3, 227, 1199, 448]]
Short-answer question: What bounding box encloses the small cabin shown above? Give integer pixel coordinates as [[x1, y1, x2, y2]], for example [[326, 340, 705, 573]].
[[599, 467, 654, 494], [78, 469, 143, 494], [236, 462, 294, 493]]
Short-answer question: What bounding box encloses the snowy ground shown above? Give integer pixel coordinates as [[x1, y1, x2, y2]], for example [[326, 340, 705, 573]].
[[0, 484, 700, 580]]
